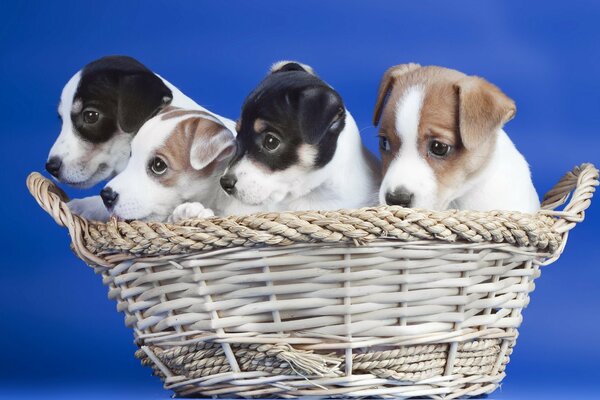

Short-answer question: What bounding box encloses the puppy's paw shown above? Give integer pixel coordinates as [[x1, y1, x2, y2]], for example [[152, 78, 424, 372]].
[[168, 202, 215, 223], [68, 196, 111, 222]]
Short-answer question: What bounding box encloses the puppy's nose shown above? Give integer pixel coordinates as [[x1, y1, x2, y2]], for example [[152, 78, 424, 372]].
[[385, 188, 414, 207], [100, 187, 119, 210], [220, 175, 237, 194], [45, 156, 62, 178]]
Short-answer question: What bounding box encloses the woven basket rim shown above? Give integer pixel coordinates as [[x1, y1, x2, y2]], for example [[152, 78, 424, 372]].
[[27, 163, 598, 268]]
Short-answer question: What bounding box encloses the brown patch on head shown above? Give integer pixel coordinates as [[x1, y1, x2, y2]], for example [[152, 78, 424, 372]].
[[159, 107, 216, 121], [154, 116, 233, 187], [375, 65, 516, 206], [253, 118, 267, 133]]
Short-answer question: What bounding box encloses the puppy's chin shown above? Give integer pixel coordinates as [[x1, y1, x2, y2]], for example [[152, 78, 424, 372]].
[[232, 184, 290, 206], [57, 163, 114, 188]]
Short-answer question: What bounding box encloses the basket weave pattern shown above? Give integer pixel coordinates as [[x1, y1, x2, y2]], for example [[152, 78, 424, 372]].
[[27, 164, 598, 398]]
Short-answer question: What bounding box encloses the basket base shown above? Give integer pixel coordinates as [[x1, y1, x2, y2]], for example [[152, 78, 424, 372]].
[[135, 338, 512, 398]]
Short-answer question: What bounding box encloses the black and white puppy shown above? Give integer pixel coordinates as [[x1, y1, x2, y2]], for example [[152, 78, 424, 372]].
[[219, 61, 381, 215], [47, 55, 204, 187], [47, 55, 232, 219]]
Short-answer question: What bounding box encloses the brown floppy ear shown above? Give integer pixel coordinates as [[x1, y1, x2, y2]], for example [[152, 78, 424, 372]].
[[454, 76, 516, 150], [189, 118, 236, 171], [373, 63, 421, 126]]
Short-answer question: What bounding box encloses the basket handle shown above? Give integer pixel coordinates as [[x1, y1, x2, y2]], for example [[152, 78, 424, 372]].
[[540, 163, 599, 234], [26, 172, 111, 267]]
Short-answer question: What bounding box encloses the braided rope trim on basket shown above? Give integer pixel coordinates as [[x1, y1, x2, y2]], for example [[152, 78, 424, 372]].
[[135, 339, 510, 384], [26, 163, 598, 266]]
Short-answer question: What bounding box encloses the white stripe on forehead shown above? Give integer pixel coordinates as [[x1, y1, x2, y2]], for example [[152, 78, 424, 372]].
[[394, 85, 424, 151], [131, 116, 181, 153], [58, 71, 81, 117]]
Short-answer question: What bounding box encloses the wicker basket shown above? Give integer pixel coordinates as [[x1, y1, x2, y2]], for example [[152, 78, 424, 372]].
[[27, 163, 598, 399]]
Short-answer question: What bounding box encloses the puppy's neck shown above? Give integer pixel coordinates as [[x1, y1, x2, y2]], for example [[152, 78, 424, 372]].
[[451, 129, 539, 213], [284, 112, 379, 210]]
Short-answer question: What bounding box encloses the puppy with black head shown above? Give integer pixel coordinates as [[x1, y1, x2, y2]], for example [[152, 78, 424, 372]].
[[217, 61, 381, 215], [47, 55, 234, 219]]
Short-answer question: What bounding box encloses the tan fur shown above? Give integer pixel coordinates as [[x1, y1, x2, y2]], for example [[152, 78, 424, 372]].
[[154, 117, 226, 187], [375, 65, 516, 202], [160, 107, 215, 121], [253, 118, 267, 134]]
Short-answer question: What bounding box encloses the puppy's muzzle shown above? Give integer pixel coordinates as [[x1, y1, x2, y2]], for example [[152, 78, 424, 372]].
[[45, 156, 62, 178], [100, 186, 119, 210], [220, 175, 237, 195], [385, 187, 414, 208]]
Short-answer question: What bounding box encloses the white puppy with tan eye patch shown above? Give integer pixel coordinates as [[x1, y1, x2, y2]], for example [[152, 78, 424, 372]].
[[374, 64, 539, 213], [101, 107, 236, 222]]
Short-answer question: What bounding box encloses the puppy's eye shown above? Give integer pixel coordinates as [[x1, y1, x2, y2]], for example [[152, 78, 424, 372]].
[[379, 135, 391, 152], [263, 133, 281, 151], [83, 109, 100, 124], [429, 140, 450, 157], [149, 156, 168, 175]]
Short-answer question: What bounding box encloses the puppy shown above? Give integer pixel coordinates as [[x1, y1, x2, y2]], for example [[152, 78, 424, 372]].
[[47, 55, 234, 220], [47, 55, 205, 187], [219, 61, 381, 215], [101, 107, 236, 222], [373, 64, 539, 213]]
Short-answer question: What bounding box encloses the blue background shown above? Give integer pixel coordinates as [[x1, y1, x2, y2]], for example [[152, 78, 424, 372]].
[[1, 1, 599, 399]]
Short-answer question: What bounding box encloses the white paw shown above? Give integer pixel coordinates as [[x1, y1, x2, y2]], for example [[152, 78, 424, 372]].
[[68, 196, 111, 222], [168, 202, 215, 223]]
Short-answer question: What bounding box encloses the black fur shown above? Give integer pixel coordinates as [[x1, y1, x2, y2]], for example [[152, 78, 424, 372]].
[[69, 55, 172, 143], [233, 68, 346, 171]]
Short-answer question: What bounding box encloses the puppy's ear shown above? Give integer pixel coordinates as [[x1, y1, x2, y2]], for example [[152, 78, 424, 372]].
[[454, 76, 516, 150], [189, 118, 236, 171], [373, 63, 421, 126], [117, 73, 173, 133], [270, 60, 316, 75], [298, 87, 345, 145]]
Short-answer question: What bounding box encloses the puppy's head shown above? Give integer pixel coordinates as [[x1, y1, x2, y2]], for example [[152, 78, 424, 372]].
[[103, 108, 236, 221], [374, 64, 516, 209], [47, 55, 173, 188], [221, 61, 346, 206]]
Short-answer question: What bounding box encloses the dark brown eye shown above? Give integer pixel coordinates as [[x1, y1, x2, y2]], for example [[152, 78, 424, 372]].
[[149, 156, 168, 175], [429, 140, 450, 157], [379, 135, 391, 152], [263, 133, 280, 151], [83, 109, 100, 124]]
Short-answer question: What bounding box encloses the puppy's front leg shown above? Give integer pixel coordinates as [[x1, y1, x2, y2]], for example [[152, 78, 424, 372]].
[[68, 195, 111, 221], [168, 202, 215, 223]]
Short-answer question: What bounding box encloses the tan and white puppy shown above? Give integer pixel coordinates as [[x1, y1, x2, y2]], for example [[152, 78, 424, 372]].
[[101, 107, 236, 222], [374, 64, 539, 212]]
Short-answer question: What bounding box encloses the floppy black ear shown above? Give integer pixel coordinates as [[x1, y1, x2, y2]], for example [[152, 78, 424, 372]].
[[117, 72, 173, 133], [297, 87, 345, 145]]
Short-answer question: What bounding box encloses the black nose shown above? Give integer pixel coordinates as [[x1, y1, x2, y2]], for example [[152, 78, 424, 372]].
[[45, 157, 62, 178], [385, 188, 414, 207], [100, 187, 119, 210], [220, 175, 237, 194]]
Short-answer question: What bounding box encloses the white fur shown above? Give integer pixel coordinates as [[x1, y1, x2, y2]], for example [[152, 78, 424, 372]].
[[224, 111, 379, 215], [378, 87, 438, 209], [49, 70, 235, 188], [106, 112, 234, 222], [270, 60, 315, 75], [168, 202, 215, 223], [450, 131, 540, 212], [380, 86, 539, 213], [51, 67, 235, 220]]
